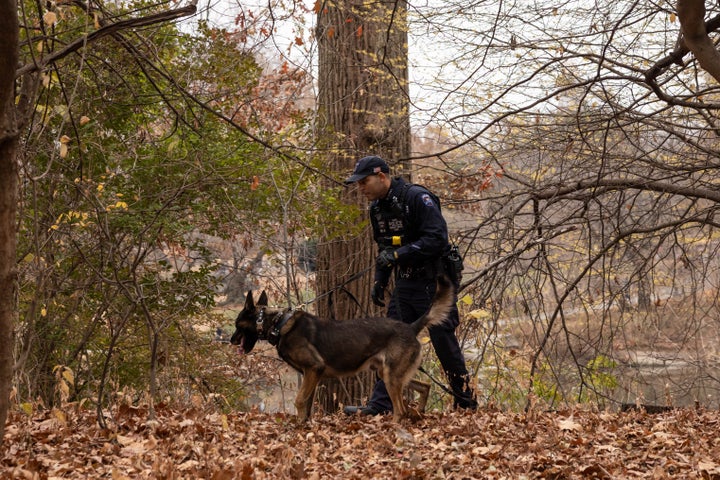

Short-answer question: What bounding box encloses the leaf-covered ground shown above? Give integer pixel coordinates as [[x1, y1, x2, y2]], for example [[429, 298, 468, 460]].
[[3, 404, 720, 479]]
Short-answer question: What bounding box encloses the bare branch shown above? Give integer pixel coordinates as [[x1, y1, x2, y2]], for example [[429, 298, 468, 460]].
[[533, 178, 720, 204]]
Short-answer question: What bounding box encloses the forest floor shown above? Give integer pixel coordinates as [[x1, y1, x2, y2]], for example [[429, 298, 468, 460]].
[[3, 401, 720, 479]]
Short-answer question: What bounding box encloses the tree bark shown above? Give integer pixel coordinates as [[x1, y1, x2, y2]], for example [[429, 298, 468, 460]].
[[0, 0, 20, 445], [315, 0, 410, 411], [677, 0, 720, 83], [315, 0, 410, 319]]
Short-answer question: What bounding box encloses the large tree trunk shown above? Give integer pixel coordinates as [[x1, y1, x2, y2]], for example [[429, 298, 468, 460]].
[[315, 0, 410, 412], [0, 1, 20, 445]]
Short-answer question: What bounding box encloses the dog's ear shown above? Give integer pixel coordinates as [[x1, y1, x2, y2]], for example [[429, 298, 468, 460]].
[[258, 291, 268, 306], [244, 290, 255, 310]]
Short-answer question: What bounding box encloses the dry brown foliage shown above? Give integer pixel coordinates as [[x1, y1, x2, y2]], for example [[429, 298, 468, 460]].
[[3, 402, 720, 478]]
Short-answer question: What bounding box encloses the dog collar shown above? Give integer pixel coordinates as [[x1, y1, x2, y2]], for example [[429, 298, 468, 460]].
[[267, 310, 293, 346], [256, 307, 266, 331]]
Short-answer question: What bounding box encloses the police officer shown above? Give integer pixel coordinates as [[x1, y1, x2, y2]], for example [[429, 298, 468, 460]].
[[343, 155, 478, 415]]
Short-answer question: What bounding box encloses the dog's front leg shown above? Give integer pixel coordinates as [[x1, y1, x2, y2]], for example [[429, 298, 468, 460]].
[[295, 370, 320, 421]]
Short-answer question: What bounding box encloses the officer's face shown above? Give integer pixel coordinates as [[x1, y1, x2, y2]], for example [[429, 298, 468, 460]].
[[357, 173, 390, 201]]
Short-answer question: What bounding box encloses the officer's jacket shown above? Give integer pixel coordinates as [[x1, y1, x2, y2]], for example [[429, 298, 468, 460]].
[[370, 177, 449, 283]]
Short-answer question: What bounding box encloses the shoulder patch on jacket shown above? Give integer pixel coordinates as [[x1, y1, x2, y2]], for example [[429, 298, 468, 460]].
[[420, 193, 435, 207]]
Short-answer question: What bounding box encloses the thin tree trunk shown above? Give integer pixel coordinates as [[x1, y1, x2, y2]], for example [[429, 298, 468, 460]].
[[0, 0, 20, 445]]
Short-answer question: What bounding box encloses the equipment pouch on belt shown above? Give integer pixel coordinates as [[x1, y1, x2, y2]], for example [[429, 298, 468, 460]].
[[443, 244, 464, 286]]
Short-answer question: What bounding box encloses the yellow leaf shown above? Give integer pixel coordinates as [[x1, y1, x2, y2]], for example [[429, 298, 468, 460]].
[[41, 307, 47, 317], [20, 403, 33, 415], [59, 143, 68, 158], [221, 414, 229, 430], [468, 309, 491, 320], [54, 105, 68, 120], [97, 183, 104, 192], [419, 335, 431, 345], [62, 368, 74, 385], [52, 408, 67, 425], [43, 11, 57, 26], [58, 379, 69, 398], [460, 295, 473, 305], [669, 12, 676, 23], [59, 135, 71, 144]]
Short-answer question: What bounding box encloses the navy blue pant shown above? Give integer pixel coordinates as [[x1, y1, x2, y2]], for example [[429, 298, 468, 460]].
[[367, 278, 477, 411]]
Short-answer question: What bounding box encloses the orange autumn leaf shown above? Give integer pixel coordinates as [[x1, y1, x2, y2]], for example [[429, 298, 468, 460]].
[[356, 25, 363, 37], [251, 176, 260, 191], [327, 27, 335, 38]]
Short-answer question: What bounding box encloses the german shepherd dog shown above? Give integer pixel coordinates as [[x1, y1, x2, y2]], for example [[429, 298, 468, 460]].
[[230, 275, 454, 422]]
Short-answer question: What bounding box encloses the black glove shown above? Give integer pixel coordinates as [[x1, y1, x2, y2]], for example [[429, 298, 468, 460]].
[[371, 282, 386, 307], [376, 248, 398, 270]]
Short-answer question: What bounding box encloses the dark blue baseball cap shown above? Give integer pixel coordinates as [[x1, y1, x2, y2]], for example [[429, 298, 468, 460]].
[[344, 155, 390, 184]]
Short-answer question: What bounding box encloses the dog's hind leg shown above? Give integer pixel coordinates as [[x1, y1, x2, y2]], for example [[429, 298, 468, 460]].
[[385, 377, 407, 422], [379, 361, 408, 422], [387, 347, 423, 422], [295, 369, 320, 422]]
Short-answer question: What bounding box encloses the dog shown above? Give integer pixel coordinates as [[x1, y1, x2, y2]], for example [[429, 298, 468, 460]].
[[230, 274, 454, 422]]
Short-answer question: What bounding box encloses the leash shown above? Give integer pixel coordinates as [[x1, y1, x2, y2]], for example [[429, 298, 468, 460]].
[[418, 365, 475, 405], [418, 366, 455, 396], [299, 264, 374, 319]]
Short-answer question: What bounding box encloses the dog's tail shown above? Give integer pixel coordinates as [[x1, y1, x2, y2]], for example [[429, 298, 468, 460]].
[[411, 274, 455, 336]]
